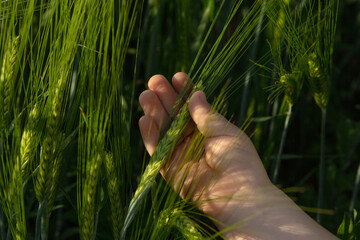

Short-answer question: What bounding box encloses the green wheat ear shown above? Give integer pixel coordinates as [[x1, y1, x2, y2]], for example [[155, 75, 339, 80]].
[[172, 211, 204, 240], [9, 158, 27, 240], [20, 103, 42, 180], [131, 81, 203, 202], [307, 53, 329, 110], [280, 72, 302, 106], [0, 36, 19, 131], [80, 153, 102, 240], [35, 76, 67, 203], [104, 153, 123, 240], [157, 208, 205, 240]]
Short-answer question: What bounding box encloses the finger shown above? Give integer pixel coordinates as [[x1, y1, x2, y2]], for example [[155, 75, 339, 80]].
[[188, 91, 240, 138], [148, 74, 178, 115], [139, 116, 160, 156], [139, 90, 168, 129], [172, 72, 193, 98], [171, 72, 194, 119]]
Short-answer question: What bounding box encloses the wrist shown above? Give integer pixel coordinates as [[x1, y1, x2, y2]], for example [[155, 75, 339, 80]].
[[214, 184, 338, 240], [215, 182, 279, 226]]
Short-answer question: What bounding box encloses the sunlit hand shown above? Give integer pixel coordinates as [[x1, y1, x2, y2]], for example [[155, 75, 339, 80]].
[[139, 72, 338, 240]]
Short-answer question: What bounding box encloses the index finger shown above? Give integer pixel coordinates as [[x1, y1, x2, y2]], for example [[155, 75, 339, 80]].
[[172, 72, 194, 101]]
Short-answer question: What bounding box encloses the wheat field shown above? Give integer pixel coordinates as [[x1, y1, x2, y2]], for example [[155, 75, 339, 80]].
[[0, 0, 359, 239]]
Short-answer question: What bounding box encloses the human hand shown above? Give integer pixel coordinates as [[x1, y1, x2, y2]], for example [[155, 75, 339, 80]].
[[139, 72, 271, 235], [139, 72, 338, 240]]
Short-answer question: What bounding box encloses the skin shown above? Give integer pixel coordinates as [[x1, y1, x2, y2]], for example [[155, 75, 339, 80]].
[[139, 72, 338, 240]]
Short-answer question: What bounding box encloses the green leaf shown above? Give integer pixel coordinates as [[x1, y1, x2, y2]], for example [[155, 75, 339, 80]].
[[354, 210, 360, 239], [337, 212, 354, 240]]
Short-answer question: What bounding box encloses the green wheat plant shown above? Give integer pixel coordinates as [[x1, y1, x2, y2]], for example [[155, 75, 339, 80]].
[[264, 1, 339, 212], [76, 0, 138, 239], [302, 0, 338, 223], [0, 1, 36, 239], [258, 0, 307, 183]]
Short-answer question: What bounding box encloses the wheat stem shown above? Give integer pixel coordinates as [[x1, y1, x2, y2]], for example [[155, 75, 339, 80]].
[[349, 132, 360, 214], [317, 108, 326, 223], [271, 104, 292, 184], [92, 211, 100, 240], [191, 0, 214, 52], [40, 213, 49, 240], [238, 0, 267, 126], [6, 227, 10, 240], [350, 161, 360, 216], [35, 202, 44, 240]]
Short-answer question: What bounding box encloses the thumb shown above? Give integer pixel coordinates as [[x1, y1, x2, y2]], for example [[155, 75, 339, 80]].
[[188, 91, 239, 137]]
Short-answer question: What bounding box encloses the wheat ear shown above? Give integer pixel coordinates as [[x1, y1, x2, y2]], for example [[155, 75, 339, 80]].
[[280, 73, 301, 106], [8, 157, 27, 240], [307, 53, 329, 109], [157, 208, 204, 240], [35, 77, 66, 202], [104, 153, 123, 240], [46, 143, 63, 217], [133, 82, 202, 200], [20, 103, 41, 180], [80, 153, 102, 240], [0, 36, 19, 132]]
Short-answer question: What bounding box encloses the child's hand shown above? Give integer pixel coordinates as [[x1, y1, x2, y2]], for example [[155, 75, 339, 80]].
[[139, 73, 338, 240]]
